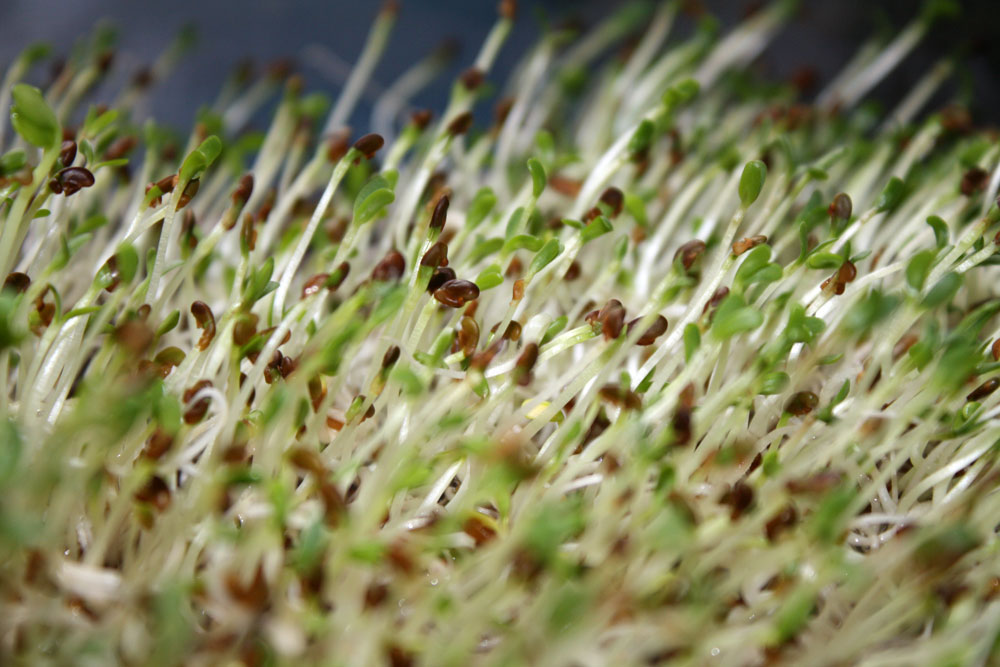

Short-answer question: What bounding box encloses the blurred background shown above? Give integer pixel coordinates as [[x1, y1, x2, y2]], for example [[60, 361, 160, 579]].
[[0, 0, 997, 131]]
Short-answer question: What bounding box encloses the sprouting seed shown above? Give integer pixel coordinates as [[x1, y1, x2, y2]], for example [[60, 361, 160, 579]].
[[353, 133, 385, 159], [446, 112, 474, 136], [829, 193, 852, 221], [59, 139, 76, 166], [427, 266, 456, 293], [627, 314, 668, 345], [434, 279, 480, 308], [430, 194, 450, 230], [967, 378, 999, 402], [732, 235, 767, 256], [598, 299, 626, 340], [55, 166, 95, 196], [190, 301, 216, 351], [372, 250, 406, 282]]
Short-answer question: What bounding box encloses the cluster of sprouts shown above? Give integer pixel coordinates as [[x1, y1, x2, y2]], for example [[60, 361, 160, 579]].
[[2, 0, 1000, 664]]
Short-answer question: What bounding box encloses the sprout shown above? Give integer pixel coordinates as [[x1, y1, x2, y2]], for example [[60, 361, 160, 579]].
[[0, 4, 997, 665]]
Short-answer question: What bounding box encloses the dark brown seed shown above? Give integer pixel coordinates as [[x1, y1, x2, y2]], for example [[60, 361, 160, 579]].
[[497, 320, 521, 341], [512, 279, 525, 301], [144, 429, 174, 460], [829, 193, 852, 221], [549, 174, 582, 197], [326, 130, 351, 163], [598, 384, 641, 410], [59, 140, 77, 166], [434, 279, 480, 308], [499, 0, 517, 20], [598, 299, 626, 340], [302, 273, 330, 299], [3, 272, 30, 294], [723, 481, 754, 520], [372, 250, 405, 282], [353, 133, 384, 159], [114, 320, 153, 355], [410, 109, 433, 130], [420, 242, 448, 270], [382, 345, 400, 369], [785, 391, 819, 416], [992, 338, 1000, 362], [564, 261, 581, 281], [104, 135, 137, 161], [177, 179, 200, 209], [190, 301, 216, 351], [837, 260, 857, 284], [470, 339, 505, 371], [156, 173, 177, 194], [515, 342, 539, 386], [241, 212, 257, 250], [463, 514, 497, 546], [628, 314, 668, 345], [674, 240, 706, 272], [960, 167, 989, 196], [183, 380, 213, 404], [430, 194, 449, 230], [134, 475, 171, 511], [672, 406, 692, 444], [786, 471, 842, 494], [732, 235, 768, 256], [56, 167, 95, 196], [599, 187, 624, 217], [289, 446, 326, 475], [232, 315, 258, 346], [459, 67, 485, 91], [308, 376, 326, 411], [494, 97, 514, 127], [445, 111, 474, 136], [764, 505, 797, 542], [967, 378, 999, 402], [47, 179, 62, 194], [506, 256, 523, 278], [427, 266, 456, 293], [893, 334, 919, 361], [233, 173, 254, 205], [458, 316, 480, 357]]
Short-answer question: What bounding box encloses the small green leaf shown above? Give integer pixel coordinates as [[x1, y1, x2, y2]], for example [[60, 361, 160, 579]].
[[711, 294, 764, 340], [875, 176, 905, 213], [905, 249, 936, 291], [527, 239, 562, 278], [921, 272, 962, 309], [157, 310, 180, 337], [179, 135, 222, 182], [467, 188, 497, 230], [475, 265, 504, 290], [627, 119, 655, 154], [0, 149, 27, 176], [353, 185, 395, 226], [580, 216, 613, 244], [10, 83, 59, 148], [759, 371, 790, 395], [738, 160, 767, 207], [115, 243, 139, 284], [683, 323, 701, 362], [541, 316, 568, 345], [502, 233, 542, 255], [806, 252, 843, 270], [925, 216, 948, 249], [527, 157, 546, 198], [624, 192, 648, 227]]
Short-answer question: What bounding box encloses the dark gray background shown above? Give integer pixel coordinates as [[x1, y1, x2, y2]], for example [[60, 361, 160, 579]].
[[1, 1, 997, 131]]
